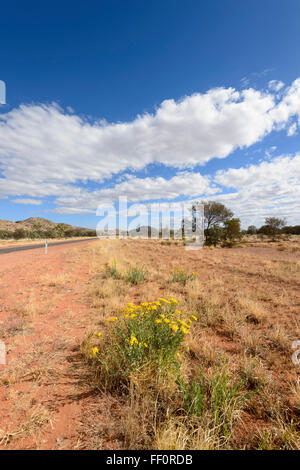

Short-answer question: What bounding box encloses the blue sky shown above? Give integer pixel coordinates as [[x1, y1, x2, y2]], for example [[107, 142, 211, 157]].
[[1, 0, 300, 228]]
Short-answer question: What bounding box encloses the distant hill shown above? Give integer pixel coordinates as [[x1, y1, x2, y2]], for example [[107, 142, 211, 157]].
[[1, 217, 73, 231], [0, 217, 96, 239]]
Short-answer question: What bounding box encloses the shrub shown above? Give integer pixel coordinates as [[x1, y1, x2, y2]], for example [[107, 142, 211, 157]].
[[125, 265, 147, 285], [258, 217, 287, 241], [170, 268, 197, 286], [204, 226, 224, 246], [0, 230, 13, 239], [89, 298, 198, 390], [103, 259, 120, 279], [247, 225, 257, 235], [223, 218, 242, 246], [13, 228, 28, 239]]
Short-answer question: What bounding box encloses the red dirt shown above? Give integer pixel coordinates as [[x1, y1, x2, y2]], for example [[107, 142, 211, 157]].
[[0, 240, 97, 449]]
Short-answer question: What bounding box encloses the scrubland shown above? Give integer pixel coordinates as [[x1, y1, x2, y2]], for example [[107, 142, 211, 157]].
[[0, 237, 299, 449]]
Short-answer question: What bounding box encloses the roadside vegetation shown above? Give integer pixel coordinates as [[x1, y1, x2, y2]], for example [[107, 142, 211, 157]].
[[79, 237, 300, 450], [0, 227, 299, 449]]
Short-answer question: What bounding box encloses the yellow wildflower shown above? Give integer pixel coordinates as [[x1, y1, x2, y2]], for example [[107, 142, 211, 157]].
[[106, 316, 118, 322], [127, 334, 139, 346], [179, 320, 190, 329], [90, 347, 99, 356]]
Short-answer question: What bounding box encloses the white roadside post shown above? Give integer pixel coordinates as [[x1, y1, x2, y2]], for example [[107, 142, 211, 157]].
[[45, 240, 48, 255], [0, 340, 6, 365]]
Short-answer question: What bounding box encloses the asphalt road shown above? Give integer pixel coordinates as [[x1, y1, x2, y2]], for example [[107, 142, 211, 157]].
[[0, 238, 98, 255]]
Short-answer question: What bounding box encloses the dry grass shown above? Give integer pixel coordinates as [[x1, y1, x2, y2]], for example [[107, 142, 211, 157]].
[[0, 406, 52, 446], [76, 237, 300, 449], [0, 316, 29, 338], [1, 235, 299, 450], [39, 272, 70, 288]]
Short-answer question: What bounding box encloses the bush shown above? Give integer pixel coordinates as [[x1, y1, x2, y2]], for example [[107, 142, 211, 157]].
[[103, 259, 120, 279], [282, 225, 300, 235], [89, 298, 198, 390], [0, 230, 13, 239], [223, 218, 242, 245], [13, 228, 28, 239], [259, 217, 287, 241], [247, 225, 257, 235], [204, 226, 224, 246], [125, 265, 147, 285]]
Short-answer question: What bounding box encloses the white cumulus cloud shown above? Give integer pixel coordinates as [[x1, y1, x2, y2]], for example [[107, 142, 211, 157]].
[[53, 171, 216, 213], [0, 78, 300, 222], [268, 80, 285, 92], [11, 198, 43, 205], [213, 154, 300, 226]]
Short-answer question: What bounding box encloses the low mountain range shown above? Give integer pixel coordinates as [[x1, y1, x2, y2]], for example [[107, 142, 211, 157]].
[[0, 217, 96, 238]]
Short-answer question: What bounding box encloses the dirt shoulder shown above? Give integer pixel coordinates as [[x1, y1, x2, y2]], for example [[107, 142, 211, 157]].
[[0, 240, 96, 449]]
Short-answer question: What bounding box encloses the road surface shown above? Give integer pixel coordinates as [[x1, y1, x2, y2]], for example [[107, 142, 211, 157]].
[[0, 238, 98, 255]]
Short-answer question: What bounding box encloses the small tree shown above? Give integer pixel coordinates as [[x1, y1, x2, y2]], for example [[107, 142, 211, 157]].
[[200, 201, 234, 230], [223, 218, 242, 246], [247, 225, 257, 235], [192, 200, 234, 245], [13, 228, 27, 239], [264, 217, 287, 241], [204, 226, 225, 246]]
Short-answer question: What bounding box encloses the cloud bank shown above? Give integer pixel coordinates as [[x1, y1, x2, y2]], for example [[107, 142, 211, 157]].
[[0, 78, 300, 225]]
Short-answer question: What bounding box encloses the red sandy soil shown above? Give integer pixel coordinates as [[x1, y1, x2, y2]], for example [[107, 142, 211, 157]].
[[0, 240, 99, 450]]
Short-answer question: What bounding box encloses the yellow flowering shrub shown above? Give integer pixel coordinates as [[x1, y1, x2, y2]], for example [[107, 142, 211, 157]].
[[89, 297, 197, 387]]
